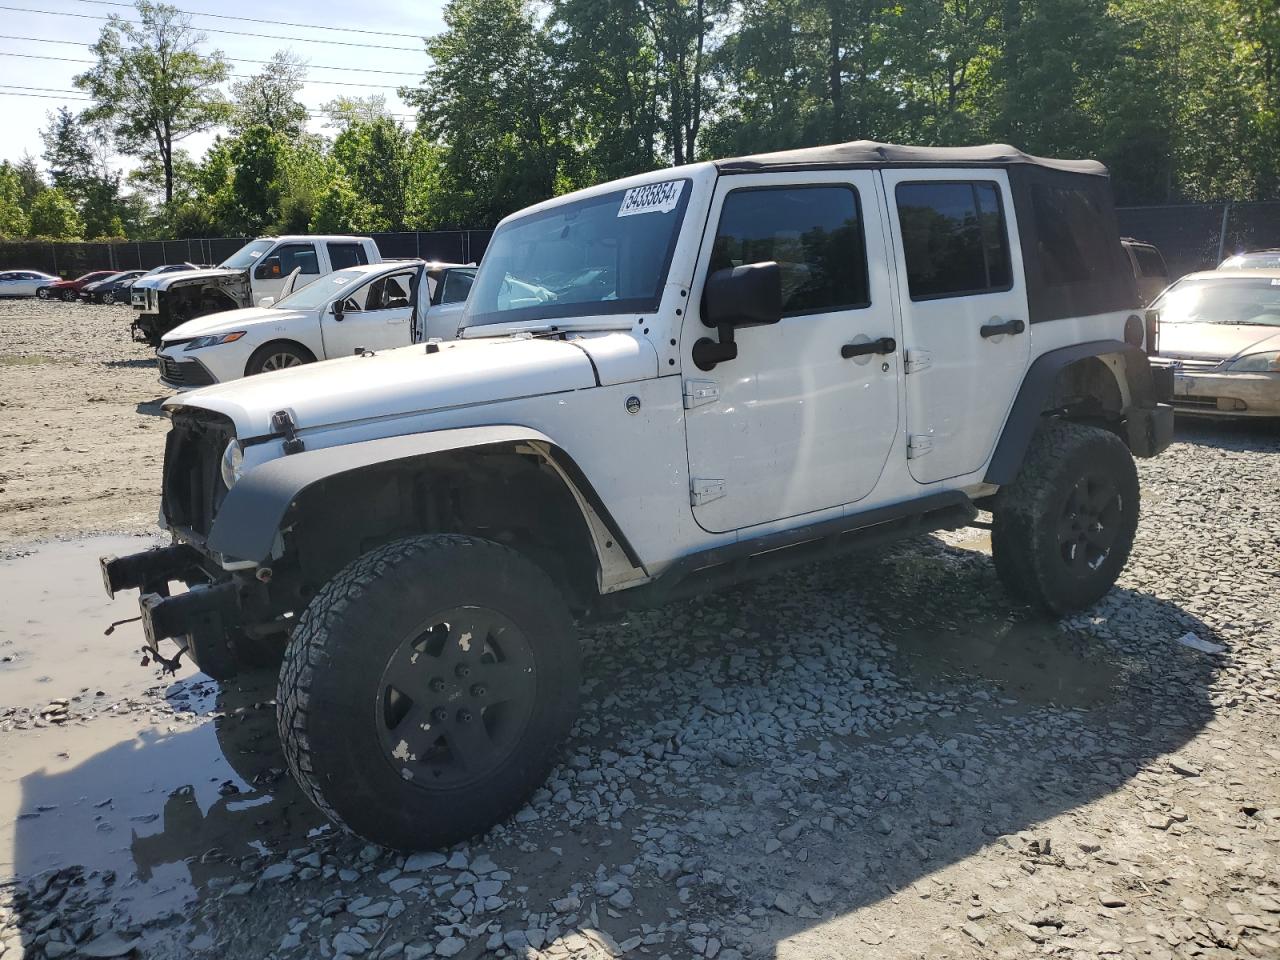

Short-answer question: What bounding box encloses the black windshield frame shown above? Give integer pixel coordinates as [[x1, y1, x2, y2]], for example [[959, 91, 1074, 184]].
[[463, 180, 693, 328]]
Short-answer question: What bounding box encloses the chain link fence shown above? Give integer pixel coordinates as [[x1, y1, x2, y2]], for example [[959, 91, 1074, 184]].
[[1116, 201, 1280, 279], [0, 231, 494, 278]]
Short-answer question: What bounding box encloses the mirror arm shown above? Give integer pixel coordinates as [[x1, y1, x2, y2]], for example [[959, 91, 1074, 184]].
[[692, 322, 738, 371]]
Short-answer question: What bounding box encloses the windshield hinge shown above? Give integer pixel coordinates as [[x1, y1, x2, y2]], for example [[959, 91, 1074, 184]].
[[907, 435, 933, 459], [683, 379, 720, 409], [904, 350, 933, 374], [690, 478, 726, 507]]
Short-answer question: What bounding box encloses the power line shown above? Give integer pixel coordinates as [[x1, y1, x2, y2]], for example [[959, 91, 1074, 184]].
[[0, 5, 423, 51], [62, 0, 426, 40], [0, 50, 404, 87], [0, 81, 420, 120], [0, 33, 422, 74]]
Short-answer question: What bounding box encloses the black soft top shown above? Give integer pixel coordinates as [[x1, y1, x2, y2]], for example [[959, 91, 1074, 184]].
[[716, 140, 1108, 177]]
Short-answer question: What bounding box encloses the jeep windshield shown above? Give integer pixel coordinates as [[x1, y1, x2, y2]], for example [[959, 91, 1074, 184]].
[[463, 179, 691, 328], [218, 239, 275, 270], [1155, 276, 1280, 326]]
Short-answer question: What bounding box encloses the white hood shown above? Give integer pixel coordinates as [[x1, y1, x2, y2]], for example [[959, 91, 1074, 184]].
[[1159, 322, 1280, 363], [161, 306, 311, 343], [165, 336, 598, 438], [133, 267, 243, 292]]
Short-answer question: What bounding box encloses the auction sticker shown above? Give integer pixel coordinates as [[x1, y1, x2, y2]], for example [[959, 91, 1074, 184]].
[[618, 180, 684, 217]]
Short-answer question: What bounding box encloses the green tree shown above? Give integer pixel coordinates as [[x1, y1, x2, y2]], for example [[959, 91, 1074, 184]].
[[229, 125, 288, 233], [231, 50, 308, 138], [309, 177, 376, 233], [332, 117, 411, 230], [0, 162, 31, 237], [74, 0, 231, 206], [28, 189, 84, 239], [405, 0, 567, 226], [321, 94, 390, 132], [40, 107, 127, 238]]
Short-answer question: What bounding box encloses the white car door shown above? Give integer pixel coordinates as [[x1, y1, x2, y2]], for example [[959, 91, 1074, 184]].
[[419, 267, 475, 341], [253, 242, 321, 305], [879, 171, 1031, 484], [321, 268, 419, 358], [682, 171, 901, 534]]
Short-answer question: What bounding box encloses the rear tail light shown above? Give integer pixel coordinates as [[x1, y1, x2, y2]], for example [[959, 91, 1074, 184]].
[[1123, 314, 1144, 348], [1143, 309, 1160, 356]]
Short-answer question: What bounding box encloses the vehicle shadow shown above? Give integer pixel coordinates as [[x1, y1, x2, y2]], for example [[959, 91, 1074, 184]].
[[135, 399, 169, 418], [102, 358, 157, 369], [4, 535, 1220, 957], [1173, 415, 1280, 452]]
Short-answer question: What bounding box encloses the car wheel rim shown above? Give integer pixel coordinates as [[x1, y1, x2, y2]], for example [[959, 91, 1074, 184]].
[[375, 606, 537, 790], [1057, 474, 1123, 576], [261, 353, 303, 371], [103, 293, 114, 304]]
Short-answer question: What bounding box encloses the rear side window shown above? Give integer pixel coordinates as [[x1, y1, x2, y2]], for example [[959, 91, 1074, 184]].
[[1030, 184, 1124, 286], [328, 242, 369, 271], [439, 269, 475, 304], [896, 182, 1011, 300], [709, 185, 870, 316]]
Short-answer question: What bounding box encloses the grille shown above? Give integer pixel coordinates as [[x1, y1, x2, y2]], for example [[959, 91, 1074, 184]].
[[157, 355, 215, 387], [132, 288, 147, 309], [1164, 357, 1223, 371], [162, 411, 235, 538]]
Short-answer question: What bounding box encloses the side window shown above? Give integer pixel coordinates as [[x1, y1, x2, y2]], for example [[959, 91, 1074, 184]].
[[328, 242, 369, 271], [896, 181, 1011, 300], [263, 243, 320, 278], [361, 272, 416, 311], [1133, 246, 1167, 278], [0, 273, 14, 281], [439, 269, 475, 305], [709, 185, 869, 316]]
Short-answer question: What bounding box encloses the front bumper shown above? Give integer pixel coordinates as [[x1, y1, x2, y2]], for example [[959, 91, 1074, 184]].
[[100, 545, 245, 679], [1153, 364, 1280, 418], [157, 351, 218, 390]]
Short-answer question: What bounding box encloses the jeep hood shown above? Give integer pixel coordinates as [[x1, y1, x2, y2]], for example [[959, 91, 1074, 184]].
[[166, 336, 598, 437], [161, 306, 309, 344], [134, 267, 244, 292], [1159, 322, 1280, 363]]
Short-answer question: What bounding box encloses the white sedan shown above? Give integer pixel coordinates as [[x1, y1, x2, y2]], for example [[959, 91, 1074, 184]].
[[0, 270, 58, 297], [155, 260, 475, 389]]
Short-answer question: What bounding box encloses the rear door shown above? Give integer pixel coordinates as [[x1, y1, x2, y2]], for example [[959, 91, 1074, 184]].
[[420, 268, 475, 341], [321, 267, 420, 357], [880, 171, 1030, 484]]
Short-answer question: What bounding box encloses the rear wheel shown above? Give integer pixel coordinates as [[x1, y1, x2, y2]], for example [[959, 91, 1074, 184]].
[[245, 341, 314, 376], [277, 535, 580, 850], [990, 420, 1139, 613], [102, 291, 115, 305], [60, 289, 77, 302], [36, 287, 50, 300]]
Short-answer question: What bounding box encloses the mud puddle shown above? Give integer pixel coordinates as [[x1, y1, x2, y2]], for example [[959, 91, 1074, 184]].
[[891, 613, 1125, 708], [0, 536, 322, 922]]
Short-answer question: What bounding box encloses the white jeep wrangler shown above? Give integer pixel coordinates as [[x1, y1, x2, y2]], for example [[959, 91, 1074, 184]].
[[101, 141, 1173, 852]]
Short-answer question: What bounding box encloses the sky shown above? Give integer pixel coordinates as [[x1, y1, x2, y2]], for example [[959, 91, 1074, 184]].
[[0, 0, 447, 170]]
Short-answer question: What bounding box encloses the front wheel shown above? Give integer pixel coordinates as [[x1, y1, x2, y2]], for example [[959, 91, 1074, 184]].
[[60, 289, 78, 302], [990, 420, 1140, 614], [277, 535, 580, 850], [102, 291, 115, 305], [36, 287, 51, 300], [245, 341, 314, 376]]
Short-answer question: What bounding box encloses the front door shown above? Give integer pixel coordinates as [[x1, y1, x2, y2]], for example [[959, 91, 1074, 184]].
[[880, 172, 1031, 484], [682, 171, 901, 533], [321, 267, 420, 358], [253, 242, 321, 305]]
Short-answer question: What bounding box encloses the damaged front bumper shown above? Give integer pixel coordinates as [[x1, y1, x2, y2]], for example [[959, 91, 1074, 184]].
[[100, 544, 249, 679]]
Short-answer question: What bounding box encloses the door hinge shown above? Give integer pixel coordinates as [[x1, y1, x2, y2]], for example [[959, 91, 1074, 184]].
[[904, 350, 933, 374], [907, 435, 933, 459], [690, 478, 726, 507], [683, 379, 720, 409]]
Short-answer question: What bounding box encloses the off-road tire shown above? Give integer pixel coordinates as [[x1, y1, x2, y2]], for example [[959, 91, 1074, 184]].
[[990, 420, 1140, 614], [245, 341, 315, 376], [277, 535, 580, 850]]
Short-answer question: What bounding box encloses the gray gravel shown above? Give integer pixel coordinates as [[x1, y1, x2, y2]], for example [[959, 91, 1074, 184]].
[[1, 413, 1278, 959]]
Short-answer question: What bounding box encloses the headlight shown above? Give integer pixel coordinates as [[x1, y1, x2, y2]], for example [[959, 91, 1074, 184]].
[[220, 439, 244, 489], [186, 331, 246, 351], [1227, 351, 1280, 373]]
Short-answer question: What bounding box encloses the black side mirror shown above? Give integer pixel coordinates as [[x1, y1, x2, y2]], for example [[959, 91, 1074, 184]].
[[693, 261, 782, 370], [255, 257, 281, 280], [332, 302, 345, 323]]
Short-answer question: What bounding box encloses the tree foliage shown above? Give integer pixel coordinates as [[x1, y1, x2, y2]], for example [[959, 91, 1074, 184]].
[[231, 50, 308, 138], [29, 189, 84, 240]]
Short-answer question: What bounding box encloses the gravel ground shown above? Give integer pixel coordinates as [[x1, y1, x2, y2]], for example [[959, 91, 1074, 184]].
[[1, 299, 1279, 960]]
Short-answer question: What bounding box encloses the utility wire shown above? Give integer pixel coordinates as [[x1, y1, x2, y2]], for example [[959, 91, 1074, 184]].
[[0, 5, 423, 51], [0, 33, 422, 74], [61, 0, 426, 40], [0, 50, 404, 87]]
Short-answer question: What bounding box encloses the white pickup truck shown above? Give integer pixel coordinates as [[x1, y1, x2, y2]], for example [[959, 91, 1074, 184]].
[[130, 235, 382, 346]]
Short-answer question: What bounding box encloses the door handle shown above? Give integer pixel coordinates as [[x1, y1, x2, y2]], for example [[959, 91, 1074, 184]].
[[980, 318, 1025, 339], [841, 336, 896, 359]]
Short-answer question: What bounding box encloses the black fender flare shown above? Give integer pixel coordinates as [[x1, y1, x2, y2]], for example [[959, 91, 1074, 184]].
[[205, 425, 641, 576], [984, 339, 1159, 486]]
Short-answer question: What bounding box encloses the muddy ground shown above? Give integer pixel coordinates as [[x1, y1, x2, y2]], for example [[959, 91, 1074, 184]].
[[1, 299, 1278, 960]]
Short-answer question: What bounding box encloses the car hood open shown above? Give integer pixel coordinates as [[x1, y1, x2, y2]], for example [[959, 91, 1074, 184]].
[[1159, 322, 1280, 363], [165, 335, 598, 438]]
